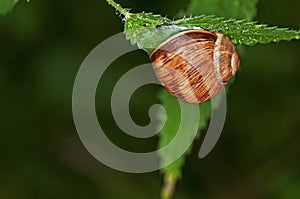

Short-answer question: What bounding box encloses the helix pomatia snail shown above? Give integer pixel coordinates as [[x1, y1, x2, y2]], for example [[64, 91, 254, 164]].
[[150, 29, 239, 103]]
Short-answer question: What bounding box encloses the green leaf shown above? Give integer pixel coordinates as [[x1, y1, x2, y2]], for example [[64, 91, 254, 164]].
[[174, 16, 300, 46], [157, 90, 211, 179], [124, 13, 300, 52], [124, 12, 173, 53], [187, 0, 258, 20], [0, 0, 19, 15]]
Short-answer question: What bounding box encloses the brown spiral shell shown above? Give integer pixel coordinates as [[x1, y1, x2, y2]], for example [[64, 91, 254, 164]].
[[149, 29, 240, 104]]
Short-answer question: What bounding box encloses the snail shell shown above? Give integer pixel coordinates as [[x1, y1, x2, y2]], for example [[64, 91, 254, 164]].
[[149, 29, 239, 104]]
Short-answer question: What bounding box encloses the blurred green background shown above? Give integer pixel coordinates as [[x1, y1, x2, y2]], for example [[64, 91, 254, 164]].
[[0, 0, 299, 198]]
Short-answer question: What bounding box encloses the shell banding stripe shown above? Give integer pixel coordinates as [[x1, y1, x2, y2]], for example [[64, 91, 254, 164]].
[[150, 29, 239, 104]]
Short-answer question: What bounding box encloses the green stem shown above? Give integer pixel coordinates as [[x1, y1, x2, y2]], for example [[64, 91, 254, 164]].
[[161, 174, 177, 199], [106, 0, 129, 17]]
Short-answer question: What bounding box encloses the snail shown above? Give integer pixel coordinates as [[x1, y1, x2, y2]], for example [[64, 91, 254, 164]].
[[149, 29, 240, 104]]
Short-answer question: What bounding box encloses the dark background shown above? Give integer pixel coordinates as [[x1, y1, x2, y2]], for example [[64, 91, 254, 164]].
[[0, 0, 299, 198]]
